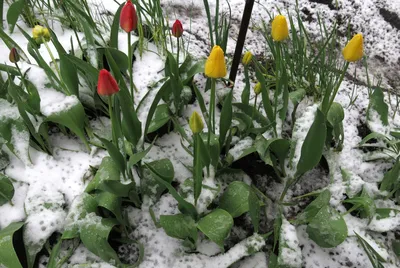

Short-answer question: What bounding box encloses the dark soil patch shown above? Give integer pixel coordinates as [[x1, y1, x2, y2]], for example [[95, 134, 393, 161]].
[[379, 8, 400, 31], [309, 0, 337, 10]]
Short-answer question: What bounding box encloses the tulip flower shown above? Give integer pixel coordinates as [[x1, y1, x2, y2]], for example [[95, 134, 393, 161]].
[[271, 15, 289, 42], [342, 33, 363, 62], [97, 69, 120, 96], [254, 82, 261, 95], [242, 51, 253, 66], [172, 20, 183, 38], [120, 0, 138, 33], [9, 48, 20, 63], [32, 25, 51, 44], [205, 45, 227, 79], [189, 111, 204, 134]]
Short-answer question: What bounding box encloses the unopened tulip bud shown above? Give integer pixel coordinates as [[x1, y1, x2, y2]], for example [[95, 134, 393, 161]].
[[271, 15, 289, 42], [189, 111, 204, 134], [254, 82, 261, 95], [205, 45, 227, 79], [342, 33, 363, 62], [120, 0, 138, 33], [242, 51, 253, 66], [97, 69, 120, 96], [42, 28, 51, 42], [9, 48, 20, 63], [172, 20, 183, 38]]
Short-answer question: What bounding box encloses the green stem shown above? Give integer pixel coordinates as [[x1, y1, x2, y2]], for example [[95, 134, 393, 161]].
[[279, 178, 293, 202], [208, 78, 216, 146], [128, 33, 134, 99], [325, 61, 349, 114], [43, 39, 63, 84], [177, 37, 180, 67], [108, 96, 117, 146], [252, 94, 258, 125]]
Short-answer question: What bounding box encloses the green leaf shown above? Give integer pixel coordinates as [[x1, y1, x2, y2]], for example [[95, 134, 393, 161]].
[[144, 163, 198, 219], [327, 102, 344, 127], [148, 104, 170, 133], [355, 232, 386, 268], [289, 88, 306, 105], [193, 134, 204, 205], [95, 136, 126, 175], [109, 4, 124, 49], [380, 162, 400, 193], [141, 159, 174, 201], [46, 98, 89, 150], [219, 181, 250, 218], [392, 240, 400, 257], [6, 0, 24, 33], [160, 214, 197, 243], [306, 205, 347, 248], [0, 174, 14, 206], [367, 88, 389, 129], [295, 108, 326, 178], [197, 209, 233, 249], [0, 222, 24, 268], [295, 189, 331, 225], [248, 187, 260, 233], [233, 103, 269, 127], [80, 217, 121, 264], [144, 80, 170, 135], [60, 54, 79, 96], [200, 132, 220, 168], [0, 28, 30, 63], [219, 89, 233, 149], [64, 54, 99, 87], [96, 191, 123, 223]]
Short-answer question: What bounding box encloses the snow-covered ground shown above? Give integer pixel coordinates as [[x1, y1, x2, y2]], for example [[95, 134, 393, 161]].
[[1, 0, 400, 267]]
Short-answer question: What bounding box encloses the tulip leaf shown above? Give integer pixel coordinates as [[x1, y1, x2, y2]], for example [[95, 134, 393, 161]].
[[6, 0, 24, 33], [64, 54, 99, 87], [219, 89, 233, 149], [306, 205, 347, 248], [0, 174, 14, 206], [96, 191, 124, 223], [233, 103, 269, 127], [392, 240, 400, 257], [219, 181, 250, 218], [148, 104, 170, 134], [110, 4, 123, 49], [141, 159, 174, 202], [0, 222, 24, 268], [197, 209, 233, 249], [248, 187, 261, 233], [294, 189, 331, 225], [367, 88, 389, 134], [327, 102, 345, 127], [144, 79, 170, 135], [193, 134, 204, 205], [80, 217, 121, 264], [295, 108, 326, 178], [160, 214, 198, 243]]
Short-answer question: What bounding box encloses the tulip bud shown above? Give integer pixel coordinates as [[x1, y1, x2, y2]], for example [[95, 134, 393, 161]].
[[33, 25, 44, 39], [97, 69, 120, 96], [205, 45, 227, 79], [32, 25, 51, 44], [42, 28, 51, 42], [342, 33, 363, 62], [271, 15, 289, 42], [172, 20, 183, 38], [254, 82, 261, 95], [9, 48, 20, 63], [189, 111, 204, 134], [242, 51, 253, 66], [120, 0, 138, 33]]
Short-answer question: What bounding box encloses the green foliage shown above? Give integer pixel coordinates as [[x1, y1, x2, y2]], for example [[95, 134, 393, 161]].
[[160, 214, 198, 247], [355, 232, 386, 268], [0, 174, 14, 206], [0, 222, 24, 268], [219, 181, 250, 218], [197, 209, 233, 249], [6, 0, 24, 33]]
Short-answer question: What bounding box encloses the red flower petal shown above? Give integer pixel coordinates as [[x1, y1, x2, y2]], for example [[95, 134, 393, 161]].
[[97, 69, 120, 96], [120, 0, 138, 33], [172, 19, 183, 38]]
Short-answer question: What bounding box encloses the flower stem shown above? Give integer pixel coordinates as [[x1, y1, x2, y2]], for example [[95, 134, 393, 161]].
[[208, 78, 216, 146], [127, 32, 137, 100], [252, 94, 258, 125], [43, 38, 62, 83], [177, 37, 180, 67], [108, 96, 116, 146], [325, 61, 349, 114]]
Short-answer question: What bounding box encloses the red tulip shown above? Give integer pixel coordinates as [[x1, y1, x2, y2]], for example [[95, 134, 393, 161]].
[[120, 0, 137, 33], [9, 48, 20, 63], [97, 69, 120, 96], [172, 20, 183, 38]]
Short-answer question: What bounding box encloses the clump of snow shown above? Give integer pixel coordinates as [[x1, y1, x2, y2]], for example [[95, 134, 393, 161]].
[[279, 218, 302, 268]]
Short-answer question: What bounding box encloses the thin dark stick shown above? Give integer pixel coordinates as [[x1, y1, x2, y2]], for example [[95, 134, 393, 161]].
[[229, 0, 255, 85]]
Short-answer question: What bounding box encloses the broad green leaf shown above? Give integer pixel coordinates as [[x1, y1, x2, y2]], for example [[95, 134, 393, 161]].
[[64, 54, 99, 87], [380, 162, 400, 193], [306, 205, 347, 248], [86, 157, 121, 193], [295, 108, 326, 178], [127, 143, 153, 168], [248, 187, 260, 233], [392, 240, 400, 257], [60, 54, 79, 96], [6, 0, 24, 33], [182, 59, 205, 85], [295, 189, 331, 225], [46, 98, 89, 150], [96, 191, 123, 223], [289, 88, 306, 105], [219, 89, 233, 149], [109, 4, 123, 49], [62, 193, 98, 239], [197, 209, 233, 249], [233, 103, 269, 127], [141, 159, 174, 201], [148, 104, 170, 134], [99, 47, 129, 74], [80, 217, 120, 264], [193, 134, 204, 205], [0, 222, 24, 268], [359, 132, 389, 146], [327, 102, 344, 127], [144, 79, 170, 135], [144, 163, 198, 219], [200, 132, 220, 168], [367, 88, 389, 130], [219, 181, 250, 218], [95, 136, 126, 175], [254, 61, 274, 123], [0, 174, 14, 206], [355, 232, 386, 268], [160, 214, 197, 243], [0, 63, 19, 75]]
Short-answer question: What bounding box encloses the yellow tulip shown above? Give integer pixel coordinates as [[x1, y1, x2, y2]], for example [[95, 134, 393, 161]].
[[32, 25, 51, 44], [205, 45, 227, 78], [342, 33, 363, 62], [42, 28, 51, 42], [254, 82, 261, 95], [189, 111, 204, 134], [32, 25, 44, 39], [271, 15, 289, 41], [242, 51, 253, 66]]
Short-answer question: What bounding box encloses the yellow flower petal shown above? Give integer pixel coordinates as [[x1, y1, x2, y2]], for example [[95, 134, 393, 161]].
[[342, 33, 363, 62], [271, 15, 289, 42], [242, 51, 253, 66], [189, 111, 204, 134], [254, 82, 261, 95], [205, 45, 227, 79]]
